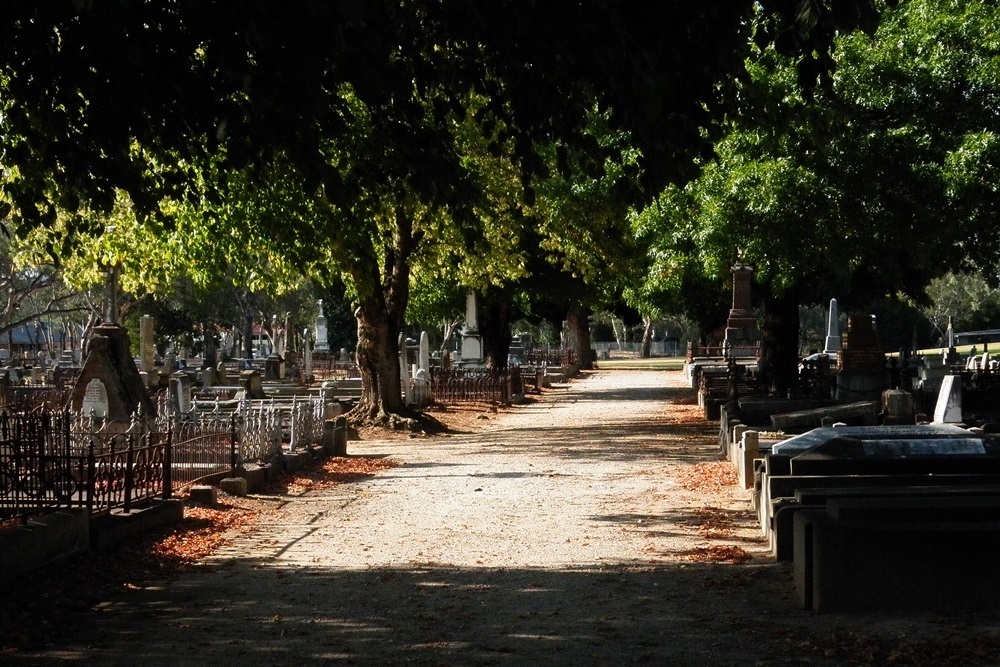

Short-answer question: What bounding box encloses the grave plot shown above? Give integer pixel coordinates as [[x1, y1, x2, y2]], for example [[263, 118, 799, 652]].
[[750, 423, 1000, 612]]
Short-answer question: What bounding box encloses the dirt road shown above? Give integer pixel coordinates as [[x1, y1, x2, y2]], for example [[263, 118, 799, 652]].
[[8, 370, 999, 666]]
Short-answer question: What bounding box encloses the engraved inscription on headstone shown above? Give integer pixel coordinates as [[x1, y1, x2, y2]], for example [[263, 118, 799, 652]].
[[81, 378, 109, 418]]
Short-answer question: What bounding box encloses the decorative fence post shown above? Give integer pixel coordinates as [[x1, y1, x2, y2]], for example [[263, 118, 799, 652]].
[[123, 434, 135, 514], [163, 429, 173, 500], [86, 440, 96, 514], [229, 414, 239, 475]]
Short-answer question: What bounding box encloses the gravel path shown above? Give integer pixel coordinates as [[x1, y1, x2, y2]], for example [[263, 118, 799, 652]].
[[10, 370, 995, 666]]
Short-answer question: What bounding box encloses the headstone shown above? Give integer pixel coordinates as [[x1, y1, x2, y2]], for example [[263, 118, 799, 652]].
[[461, 292, 483, 362], [239, 370, 266, 399], [69, 324, 155, 420], [824, 298, 841, 354], [81, 378, 110, 418], [217, 361, 229, 384], [882, 388, 914, 425], [723, 264, 760, 358], [418, 331, 430, 372], [314, 300, 330, 352], [933, 374, 963, 423], [174, 372, 193, 414]]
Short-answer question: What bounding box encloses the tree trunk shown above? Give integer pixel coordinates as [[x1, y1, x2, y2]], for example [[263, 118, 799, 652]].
[[565, 306, 593, 370], [480, 288, 513, 371], [346, 205, 422, 426], [759, 287, 801, 397], [353, 292, 405, 422], [640, 316, 653, 359]]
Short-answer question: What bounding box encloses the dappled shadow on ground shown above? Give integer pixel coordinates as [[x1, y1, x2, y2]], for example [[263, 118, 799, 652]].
[[0, 559, 802, 666], [383, 419, 720, 467], [9, 557, 1000, 667]]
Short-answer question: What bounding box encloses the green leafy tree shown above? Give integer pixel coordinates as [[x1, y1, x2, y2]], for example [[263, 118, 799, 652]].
[[635, 0, 1000, 391], [0, 1, 883, 418]]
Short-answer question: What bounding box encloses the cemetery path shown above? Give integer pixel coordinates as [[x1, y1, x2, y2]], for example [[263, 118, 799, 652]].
[[8, 370, 999, 666]]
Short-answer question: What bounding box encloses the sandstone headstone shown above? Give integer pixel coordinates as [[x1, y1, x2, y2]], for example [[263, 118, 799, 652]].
[[69, 324, 154, 420]]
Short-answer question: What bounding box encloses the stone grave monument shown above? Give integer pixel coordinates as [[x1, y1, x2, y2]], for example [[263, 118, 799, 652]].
[[823, 298, 841, 355], [70, 323, 154, 420], [314, 300, 330, 353], [836, 314, 887, 401], [723, 263, 759, 358], [460, 291, 483, 363]]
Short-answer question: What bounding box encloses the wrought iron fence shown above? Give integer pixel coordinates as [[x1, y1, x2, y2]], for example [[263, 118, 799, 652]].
[[523, 349, 575, 367], [0, 410, 172, 522], [429, 368, 518, 404], [169, 415, 237, 489], [87, 430, 170, 514], [309, 356, 361, 381]]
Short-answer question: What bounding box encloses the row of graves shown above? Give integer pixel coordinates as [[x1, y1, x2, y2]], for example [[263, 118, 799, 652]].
[[2, 294, 575, 538], [689, 266, 1000, 613]]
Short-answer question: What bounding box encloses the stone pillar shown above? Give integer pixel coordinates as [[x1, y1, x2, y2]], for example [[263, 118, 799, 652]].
[[399, 333, 412, 404], [303, 328, 313, 378], [465, 292, 479, 332], [314, 300, 330, 352], [723, 264, 759, 358], [140, 315, 155, 373], [419, 331, 430, 372], [824, 298, 841, 354], [461, 292, 483, 363]]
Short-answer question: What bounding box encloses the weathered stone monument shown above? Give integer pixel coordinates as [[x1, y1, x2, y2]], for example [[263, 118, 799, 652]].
[[418, 331, 430, 374], [836, 314, 887, 400], [460, 291, 483, 363], [723, 264, 759, 358], [314, 300, 330, 353], [303, 327, 313, 379], [70, 269, 154, 419], [399, 333, 412, 404], [823, 298, 841, 355], [70, 323, 154, 420]]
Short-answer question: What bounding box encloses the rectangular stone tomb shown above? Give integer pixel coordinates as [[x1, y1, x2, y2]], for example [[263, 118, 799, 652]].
[[767, 478, 1000, 560], [794, 497, 1000, 613], [759, 472, 1000, 545]]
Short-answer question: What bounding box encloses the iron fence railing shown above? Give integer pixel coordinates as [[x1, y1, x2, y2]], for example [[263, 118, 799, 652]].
[[429, 368, 519, 404], [523, 349, 575, 367]]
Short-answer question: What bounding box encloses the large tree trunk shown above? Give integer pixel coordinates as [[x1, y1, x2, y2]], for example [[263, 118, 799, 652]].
[[759, 287, 801, 397], [346, 206, 422, 426], [565, 306, 593, 370], [480, 288, 513, 371], [353, 292, 405, 422]]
